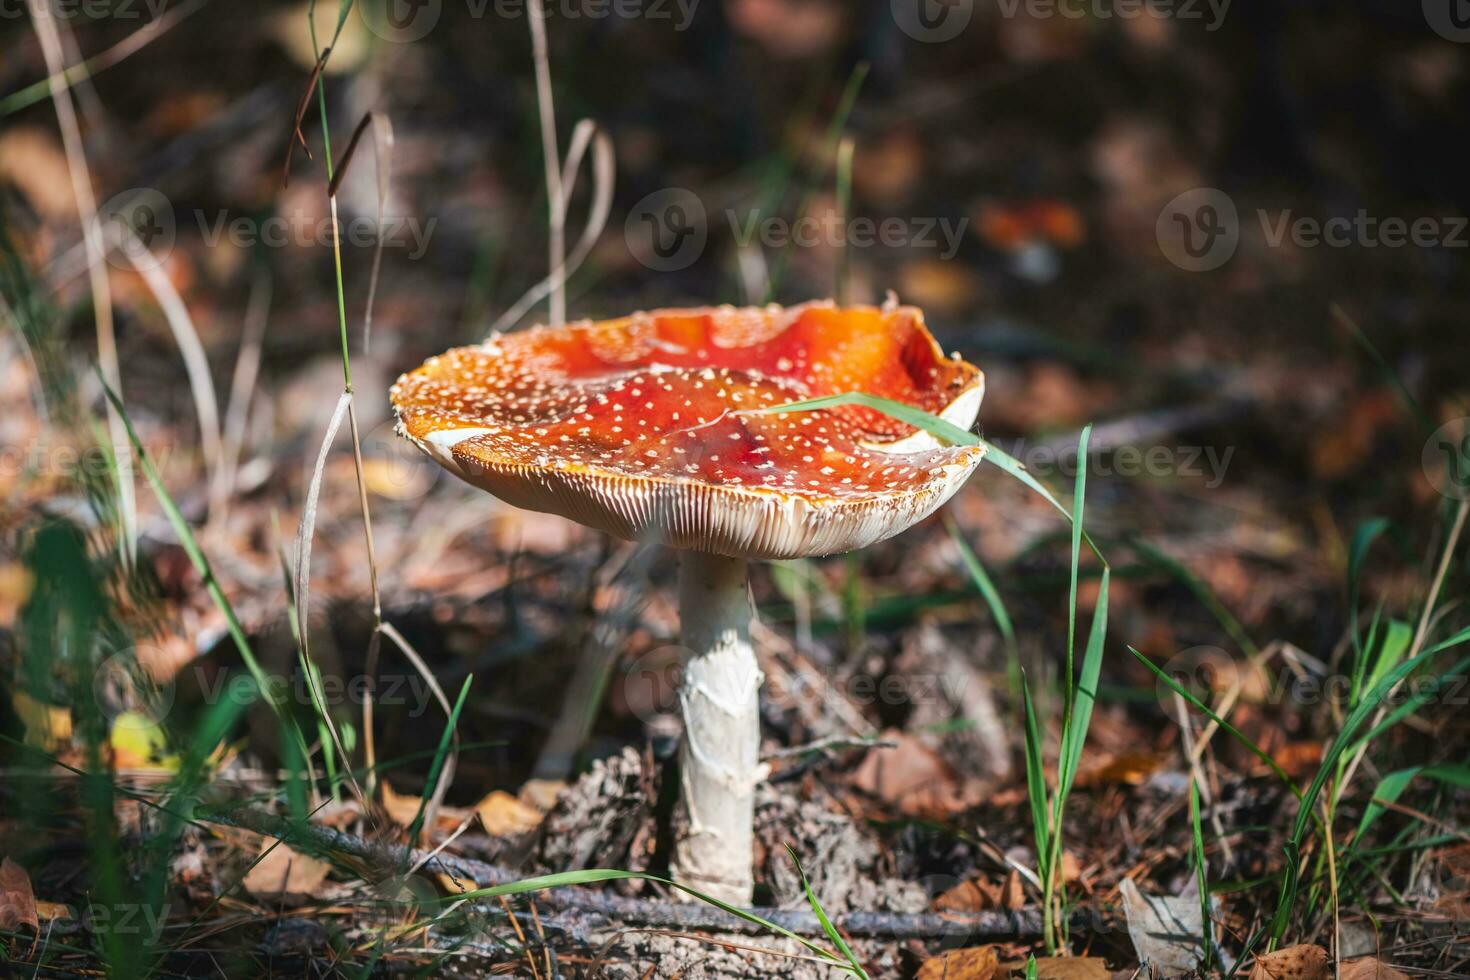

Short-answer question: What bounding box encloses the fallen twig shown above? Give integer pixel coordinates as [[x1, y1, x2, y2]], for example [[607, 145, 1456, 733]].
[[196, 804, 1118, 940]]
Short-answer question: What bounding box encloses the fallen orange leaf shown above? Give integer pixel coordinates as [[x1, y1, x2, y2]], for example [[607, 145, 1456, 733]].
[[1249, 944, 1330, 980], [0, 857, 39, 943], [1340, 957, 1409, 980], [475, 790, 543, 837], [1009, 956, 1109, 979], [918, 945, 998, 980]]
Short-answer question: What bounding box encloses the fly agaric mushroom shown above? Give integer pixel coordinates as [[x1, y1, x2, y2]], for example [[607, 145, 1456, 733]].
[[391, 301, 985, 904]]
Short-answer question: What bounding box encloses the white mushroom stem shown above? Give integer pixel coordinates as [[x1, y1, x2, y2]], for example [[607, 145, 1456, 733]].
[[672, 550, 765, 906]]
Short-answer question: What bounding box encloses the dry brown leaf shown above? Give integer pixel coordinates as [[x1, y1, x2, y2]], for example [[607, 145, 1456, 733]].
[[1119, 877, 1207, 975], [851, 730, 968, 817], [0, 562, 33, 625], [1249, 944, 1330, 980], [476, 790, 543, 837], [1008, 956, 1109, 979], [241, 843, 331, 900], [436, 872, 480, 894], [1076, 750, 1168, 788], [0, 857, 39, 940], [1339, 958, 1409, 980], [918, 945, 998, 980], [727, 0, 845, 59], [1001, 868, 1026, 911], [1273, 741, 1325, 778], [0, 128, 75, 219], [1310, 388, 1399, 479], [932, 879, 989, 913], [379, 780, 423, 828], [379, 781, 473, 836], [35, 900, 73, 922], [1060, 851, 1082, 885]]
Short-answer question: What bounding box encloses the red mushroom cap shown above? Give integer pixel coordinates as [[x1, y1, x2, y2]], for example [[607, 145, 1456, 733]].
[[390, 301, 985, 559]]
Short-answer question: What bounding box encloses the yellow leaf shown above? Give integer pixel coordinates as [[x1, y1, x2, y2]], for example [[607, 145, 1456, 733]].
[[110, 711, 177, 770], [380, 780, 425, 828], [1006, 958, 1110, 979], [476, 790, 543, 837], [11, 690, 70, 750], [35, 900, 74, 922], [918, 945, 998, 980]]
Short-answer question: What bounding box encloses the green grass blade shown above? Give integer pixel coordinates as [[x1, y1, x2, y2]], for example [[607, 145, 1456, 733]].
[[405, 675, 472, 849], [1359, 653, 1470, 744], [1190, 778, 1214, 971], [97, 375, 281, 715], [1057, 568, 1109, 806], [1363, 619, 1412, 698], [1064, 425, 1093, 699], [1020, 673, 1050, 881], [754, 392, 979, 447], [755, 391, 1109, 566], [1333, 305, 1434, 437], [1271, 623, 1470, 941], [1347, 518, 1390, 668], [787, 845, 869, 978], [1127, 645, 1302, 798]]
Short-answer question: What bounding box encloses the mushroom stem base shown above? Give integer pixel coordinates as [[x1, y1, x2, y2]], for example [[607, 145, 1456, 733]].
[[672, 550, 763, 906]]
